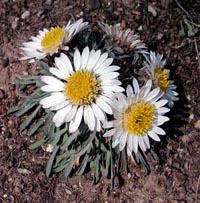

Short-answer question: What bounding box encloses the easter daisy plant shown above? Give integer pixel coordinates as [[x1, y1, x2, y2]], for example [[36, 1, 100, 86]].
[[9, 18, 179, 186]]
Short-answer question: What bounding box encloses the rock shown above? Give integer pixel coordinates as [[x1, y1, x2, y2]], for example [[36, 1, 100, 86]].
[[21, 10, 30, 19], [86, 0, 101, 10], [17, 168, 31, 175], [11, 18, 19, 30], [121, 20, 126, 29], [148, 4, 157, 17], [157, 33, 164, 40], [173, 171, 187, 186], [45, 0, 53, 5], [194, 120, 200, 131], [41, 143, 54, 152], [37, 10, 45, 18]]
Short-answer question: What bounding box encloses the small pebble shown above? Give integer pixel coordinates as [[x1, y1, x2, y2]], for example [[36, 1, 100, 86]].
[[194, 120, 200, 131], [21, 10, 30, 19], [17, 168, 31, 175], [11, 17, 19, 29], [45, 0, 53, 5], [148, 4, 157, 17]]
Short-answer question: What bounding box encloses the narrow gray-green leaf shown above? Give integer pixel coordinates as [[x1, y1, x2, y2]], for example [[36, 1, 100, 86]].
[[46, 145, 59, 177], [20, 105, 41, 132]]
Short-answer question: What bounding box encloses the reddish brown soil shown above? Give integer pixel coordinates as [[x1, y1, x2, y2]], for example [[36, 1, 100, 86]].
[[0, 0, 200, 203]]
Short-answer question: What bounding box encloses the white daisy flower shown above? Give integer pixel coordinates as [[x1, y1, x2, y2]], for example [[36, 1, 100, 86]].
[[99, 22, 146, 51], [19, 19, 89, 62], [103, 78, 170, 155], [143, 51, 179, 107], [39, 47, 124, 132]]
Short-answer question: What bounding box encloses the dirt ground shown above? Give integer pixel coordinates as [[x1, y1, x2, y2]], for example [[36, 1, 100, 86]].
[[0, 0, 200, 203]]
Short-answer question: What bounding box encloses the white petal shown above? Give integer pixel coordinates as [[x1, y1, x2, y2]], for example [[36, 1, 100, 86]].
[[132, 136, 138, 154], [40, 93, 66, 108], [53, 105, 72, 127], [51, 100, 69, 111], [41, 85, 64, 92], [103, 121, 113, 129], [81, 47, 90, 69], [96, 119, 102, 132], [60, 53, 74, 74], [152, 126, 166, 135], [64, 105, 78, 122], [101, 79, 121, 86], [126, 85, 133, 97], [148, 131, 160, 142], [155, 100, 168, 108], [93, 52, 108, 70], [138, 136, 146, 151], [49, 68, 66, 80], [103, 129, 115, 137], [157, 116, 169, 125], [69, 106, 83, 132], [91, 103, 106, 121], [143, 134, 150, 149], [55, 57, 70, 77], [83, 106, 89, 125], [96, 97, 113, 115], [102, 85, 124, 93], [86, 50, 101, 70], [119, 131, 128, 151], [127, 135, 133, 155], [74, 49, 81, 71], [41, 76, 65, 87], [112, 139, 119, 148], [100, 65, 120, 75], [117, 93, 128, 109], [145, 87, 160, 102], [157, 107, 170, 114], [98, 72, 119, 80], [86, 105, 96, 131], [95, 58, 113, 75], [132, 78, 140, 94]]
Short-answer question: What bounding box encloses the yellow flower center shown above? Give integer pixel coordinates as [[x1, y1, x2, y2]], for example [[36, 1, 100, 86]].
[[154, 67, 171, 93], [41, 26, 67, 52], [123, 102, 155, 136], [64, 70, 101, 106]]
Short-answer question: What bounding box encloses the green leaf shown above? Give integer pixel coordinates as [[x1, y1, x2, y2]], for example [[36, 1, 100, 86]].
[[135, 151, 150, 174], [15, 102, 37, 116], [7, 105, 21, 114], [50, 125, 68, 145], [61, 131, 78, 150], [27, 116, 46, 136], [37, 61, 49, 72], [93, 154, 101, 184], [76, 153, 90, 175], [64, 158, 74, 177], [20, 105, 41, 132], [46, 145, 59, 177], [29, 136, 48, 149], [54, 164, 67, 173], [103, 150, 111, 178]]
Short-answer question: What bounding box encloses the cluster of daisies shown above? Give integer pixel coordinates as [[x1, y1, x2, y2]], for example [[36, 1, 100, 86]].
[[19, 18, 178, 157]]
